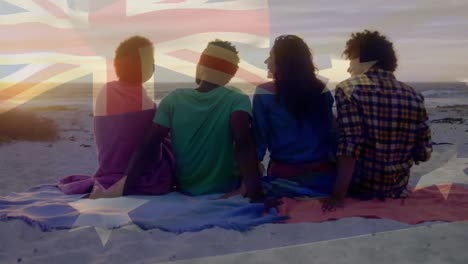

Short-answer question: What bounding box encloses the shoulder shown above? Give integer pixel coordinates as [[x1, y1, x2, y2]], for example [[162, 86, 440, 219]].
[[159, 89, 184, 108], [224, 85, 245, 94], [171, 88, 191, 96], [161, 88, 189, 101], [223, 86, 250, 101], [255, 82, 276, 95], [399, 82, 425, 101], [336, 75, 372, 89], [253, 82, 275, 102], [398, 82, 426, 110], [222, 87, 252, 114], [94, 81, 121, 116], [335, 75, 373, 99], [96, 81, 119, 97]]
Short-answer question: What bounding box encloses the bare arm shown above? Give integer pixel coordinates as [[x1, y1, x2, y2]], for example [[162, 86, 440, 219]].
[[123, 123, 170, 195], [322, 87, 363, 210], [230, 111, 263, 201], [332, 156, 355, 199], [252, 92, 268, 165]]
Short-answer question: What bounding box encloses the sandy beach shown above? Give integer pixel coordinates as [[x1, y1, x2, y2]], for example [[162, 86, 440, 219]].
[[2, 0, 468, 262], [1, 94, 467, 263]]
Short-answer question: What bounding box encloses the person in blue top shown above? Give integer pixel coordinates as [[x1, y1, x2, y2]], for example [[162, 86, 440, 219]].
[[253, 35, 337, 196]]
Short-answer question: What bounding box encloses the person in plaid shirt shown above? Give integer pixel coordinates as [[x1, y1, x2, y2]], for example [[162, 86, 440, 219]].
[[322, 30, 432, 210]]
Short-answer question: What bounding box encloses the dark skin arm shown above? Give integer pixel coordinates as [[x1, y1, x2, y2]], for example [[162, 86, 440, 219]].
[[230, 111, 263, 202], [123, 123, 170, 195], [321, 113, 354, 211], [125, 112, 263, 201], [321, 87, 362, 211], [321, 155, 355, 211]]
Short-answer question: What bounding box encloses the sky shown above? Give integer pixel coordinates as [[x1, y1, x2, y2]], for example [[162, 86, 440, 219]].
[[1, 0, 468, 87], [268, 0, 468, 83]]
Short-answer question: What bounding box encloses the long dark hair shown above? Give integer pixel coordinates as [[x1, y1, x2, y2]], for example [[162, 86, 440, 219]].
[[272, 35, 328, 121]]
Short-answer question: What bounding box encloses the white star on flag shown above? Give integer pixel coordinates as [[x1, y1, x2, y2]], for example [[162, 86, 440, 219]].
[[69, 196, 148, 246], [318, 58, 350, 89], [415, 145, 468, 199]]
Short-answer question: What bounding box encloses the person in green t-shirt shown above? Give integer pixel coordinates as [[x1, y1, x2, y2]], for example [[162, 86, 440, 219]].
[[124, 40, 262, 200]]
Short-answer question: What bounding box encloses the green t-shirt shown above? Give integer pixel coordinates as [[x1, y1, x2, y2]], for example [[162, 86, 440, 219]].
[[154, 86, 252, 195]]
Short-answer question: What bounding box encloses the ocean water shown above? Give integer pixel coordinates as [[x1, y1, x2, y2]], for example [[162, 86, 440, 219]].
[[411, 82, 468, 107], [5, 81, 468, 110]]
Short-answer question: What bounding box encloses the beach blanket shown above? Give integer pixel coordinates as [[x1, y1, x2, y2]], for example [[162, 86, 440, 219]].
[[0, 185, 283, 233], [2, 182, 468, 235], [58, 81, 175, 195], [279, 184, 468, 224]]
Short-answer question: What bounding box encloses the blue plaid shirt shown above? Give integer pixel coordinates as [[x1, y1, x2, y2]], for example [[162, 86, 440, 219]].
[[335, 69, 432, 198]]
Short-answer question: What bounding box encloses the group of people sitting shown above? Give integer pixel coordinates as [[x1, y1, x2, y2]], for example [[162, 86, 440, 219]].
[[59, 29, 433, 211]]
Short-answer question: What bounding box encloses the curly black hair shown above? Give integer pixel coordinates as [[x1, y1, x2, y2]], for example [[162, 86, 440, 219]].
[[195, 39, 240, 86], [115, 36, 153, 58], [343, 30, 398, 72], [114, 35, 154, 83], [206, 39, 240, 63]]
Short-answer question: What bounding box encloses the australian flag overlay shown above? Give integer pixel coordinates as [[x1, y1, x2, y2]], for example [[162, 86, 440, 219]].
[[0, 0, 271, 114], [1, 0, 468, 262]]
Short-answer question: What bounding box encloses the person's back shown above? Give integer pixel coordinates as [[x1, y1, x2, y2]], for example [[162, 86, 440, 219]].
[[58, 36, 175, 196], [254, 82, 335, 164], [155, 86, 251, 195], [329, 30, 432, 204], [124, 39, 262, 199], [336, 69, 430, 197], [253, 35, 337, 195]]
